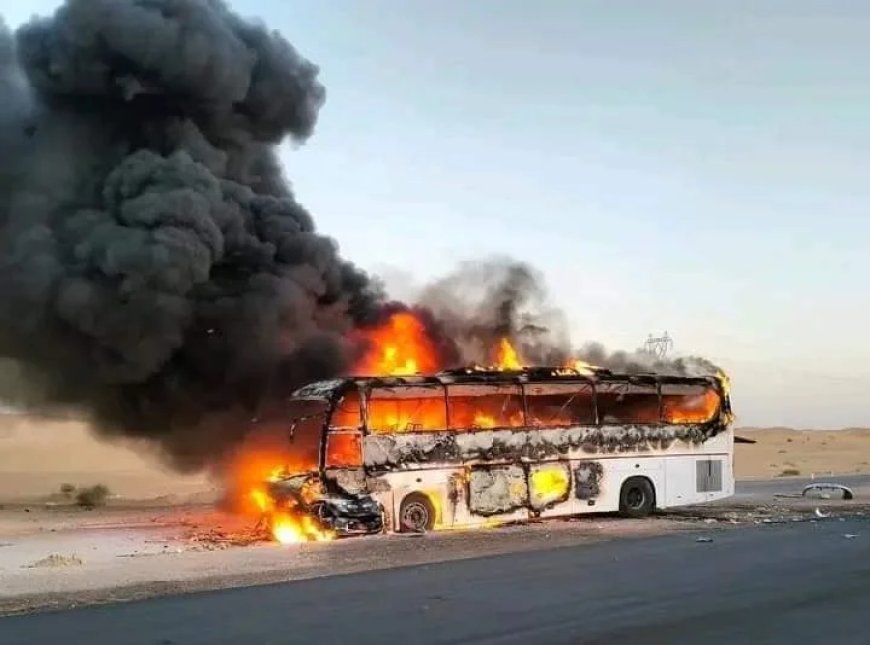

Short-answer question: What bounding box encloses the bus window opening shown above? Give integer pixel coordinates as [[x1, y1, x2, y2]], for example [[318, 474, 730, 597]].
[[330, 389, 362, 429], [325, 432, 363, 468], [367, 386, 447, 433], [447, 384, 525, 429], [661, 384, 720, 424], [596, 382, 660, 424], [524, 382, 595, 427]]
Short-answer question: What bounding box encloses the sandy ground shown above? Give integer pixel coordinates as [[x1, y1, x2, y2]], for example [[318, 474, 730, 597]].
[[735, 426, 870, 479], [0, 415, 215, 504], [1, 414, 869, 615], [3, 414, 869, 505]]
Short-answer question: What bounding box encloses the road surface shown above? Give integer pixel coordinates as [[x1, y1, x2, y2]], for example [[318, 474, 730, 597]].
[[1, 515, 867, 644], [733, 473, 870, 500]]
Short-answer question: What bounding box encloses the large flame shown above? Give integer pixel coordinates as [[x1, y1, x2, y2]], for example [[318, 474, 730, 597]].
[[495, 337, 522, 370], [250, 482, 333, 544], [224, 437, 335, 544], [354, 312, 441, 376]]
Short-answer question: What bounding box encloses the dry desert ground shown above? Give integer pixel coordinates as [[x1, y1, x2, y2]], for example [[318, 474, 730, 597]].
[[0, 414, 868, 505], [0, 414, 868, 614], [734, 426, 870, 479]]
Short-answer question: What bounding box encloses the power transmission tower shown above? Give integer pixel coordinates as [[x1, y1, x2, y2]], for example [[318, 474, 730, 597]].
[[644, 332, 673, 359]]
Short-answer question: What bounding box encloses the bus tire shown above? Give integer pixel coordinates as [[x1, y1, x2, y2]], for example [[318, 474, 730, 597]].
[[619, 477, 655, 518], [399, 493, 436, 533]]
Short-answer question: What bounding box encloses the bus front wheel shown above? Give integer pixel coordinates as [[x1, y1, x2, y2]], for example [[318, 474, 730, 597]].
[[399, 493, 436, 533], [619, 477, 655, 518]]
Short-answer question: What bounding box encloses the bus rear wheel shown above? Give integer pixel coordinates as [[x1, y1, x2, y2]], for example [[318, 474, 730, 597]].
[[399, 493, 436, 533], [619, 477, 655, 518]]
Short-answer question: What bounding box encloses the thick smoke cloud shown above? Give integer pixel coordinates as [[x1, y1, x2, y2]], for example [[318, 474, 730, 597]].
[[0, 1, 382, 470], [0, 2, 722, 473]]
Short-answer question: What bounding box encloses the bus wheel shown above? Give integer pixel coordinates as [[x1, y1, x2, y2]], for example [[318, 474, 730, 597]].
[[399, 493, 435, 533], [619, 477, 655, 518]]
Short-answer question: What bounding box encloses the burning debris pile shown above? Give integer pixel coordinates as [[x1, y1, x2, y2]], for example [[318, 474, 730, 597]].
[[0, 2, 728, 544]]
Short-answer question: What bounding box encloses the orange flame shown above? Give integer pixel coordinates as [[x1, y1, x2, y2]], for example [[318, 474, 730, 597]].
[[354, 312, 441, 376], [565, 358, 597, 376], [662, 388, 721, 424], [473, 411, 497, 428], [249, 484, 333, 544], [495, 337, 522, 370], [224, 429, 334, 544]]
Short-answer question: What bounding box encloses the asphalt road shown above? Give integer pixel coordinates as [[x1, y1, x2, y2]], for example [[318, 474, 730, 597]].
[[733, 473, 870, 499], [1, 516, 867, 645]]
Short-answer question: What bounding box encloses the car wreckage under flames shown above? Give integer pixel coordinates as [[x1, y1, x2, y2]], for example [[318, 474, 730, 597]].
[[261, 365, 734, 537], [266, 473, 384, 537]]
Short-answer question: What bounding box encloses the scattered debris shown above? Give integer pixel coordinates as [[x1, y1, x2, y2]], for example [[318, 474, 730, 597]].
[[185, 526, 270, 550], [814, 508, 830, 519], [24, 553, 85, 568], [802, 483, 854, 501]]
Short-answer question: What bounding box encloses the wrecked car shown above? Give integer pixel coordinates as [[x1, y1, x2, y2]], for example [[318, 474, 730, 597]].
[[267, 473, 384, 537]]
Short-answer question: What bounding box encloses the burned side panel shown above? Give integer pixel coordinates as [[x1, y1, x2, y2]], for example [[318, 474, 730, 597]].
[[528, 462, 571, 511], [323, 468, 367, 495], [573, 461, 604, 500], [468, 465, 528, 516], [364, 423, 716, 469]]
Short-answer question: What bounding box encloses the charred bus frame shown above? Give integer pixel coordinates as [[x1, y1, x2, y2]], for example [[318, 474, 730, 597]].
[[282, 366, 734, 534]]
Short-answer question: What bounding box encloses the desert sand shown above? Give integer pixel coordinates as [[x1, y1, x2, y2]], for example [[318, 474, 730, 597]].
[[0, 414, 214, 503], [2, 413, 870, 503], [734, 427, 870, 480]]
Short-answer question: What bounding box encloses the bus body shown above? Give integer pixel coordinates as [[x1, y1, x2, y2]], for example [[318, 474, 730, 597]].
[[275, 366, 734, 534]]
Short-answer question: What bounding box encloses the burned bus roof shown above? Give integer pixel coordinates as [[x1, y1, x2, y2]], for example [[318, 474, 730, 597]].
[[290, 367, 722, 399]]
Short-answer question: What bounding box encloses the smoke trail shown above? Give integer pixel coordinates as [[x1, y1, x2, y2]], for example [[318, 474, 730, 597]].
[[0, 1, 383, 470], [416, 257, 572, 366], [416, 257, 722, 377]]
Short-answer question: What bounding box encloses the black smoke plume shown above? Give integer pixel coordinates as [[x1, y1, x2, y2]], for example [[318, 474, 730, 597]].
[[0, 1, 383, 470], [0, 3, 722, 474], [417, 257, 721, 377]]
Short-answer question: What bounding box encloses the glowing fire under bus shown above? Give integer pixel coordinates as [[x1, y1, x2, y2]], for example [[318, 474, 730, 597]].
[[270, 366, 734, 534]]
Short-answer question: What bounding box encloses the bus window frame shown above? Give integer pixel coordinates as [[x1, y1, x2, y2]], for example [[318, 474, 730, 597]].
[[362, 382, 449, 434], [593, 380, 662, 426], [324, 428, 365, 469], [521, 380, 597, 428], [660, 382, 721, 425], [445, 382, 527, 431], [328, 384, 365, 431], [281, 397, 331, 474]]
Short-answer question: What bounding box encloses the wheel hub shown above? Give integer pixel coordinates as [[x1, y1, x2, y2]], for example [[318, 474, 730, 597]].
[[402, 502, 429, 530]]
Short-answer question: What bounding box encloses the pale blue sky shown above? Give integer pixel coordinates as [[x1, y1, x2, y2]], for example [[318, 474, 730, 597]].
[[3, 1, 868, 428]]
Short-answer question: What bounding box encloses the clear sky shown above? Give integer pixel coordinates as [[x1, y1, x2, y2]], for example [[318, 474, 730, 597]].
[[2, 1, 868, 428]]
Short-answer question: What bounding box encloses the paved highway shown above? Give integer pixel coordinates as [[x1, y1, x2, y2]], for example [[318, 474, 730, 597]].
[[733, 473, 870, 499], [1, 515, 867, 644]]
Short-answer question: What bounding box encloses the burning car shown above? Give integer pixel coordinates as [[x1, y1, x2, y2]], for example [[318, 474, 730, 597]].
[[266, 473, 384, 538]]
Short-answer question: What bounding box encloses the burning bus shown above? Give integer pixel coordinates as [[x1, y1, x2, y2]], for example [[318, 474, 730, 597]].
[[260, 364, 734, 537]]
